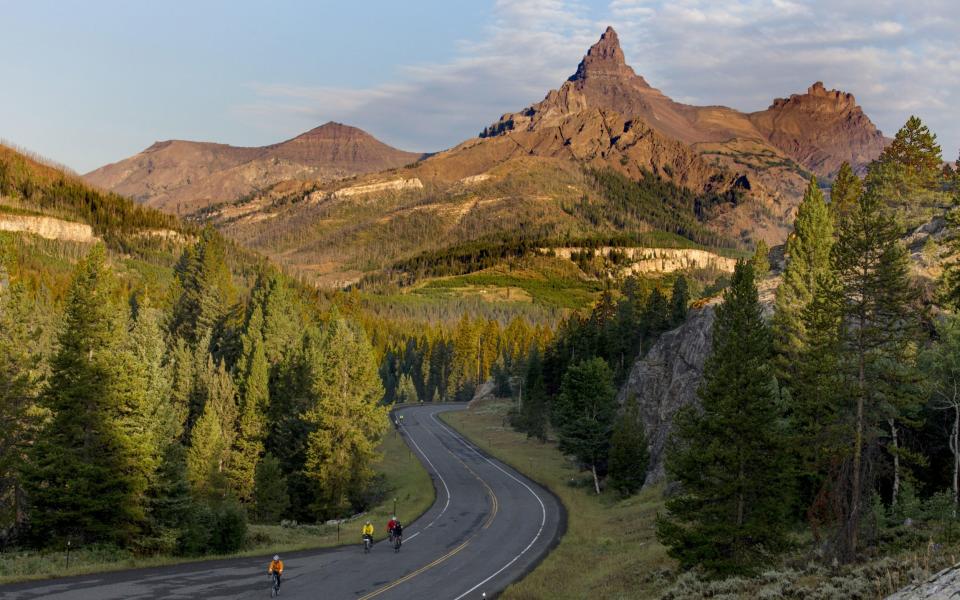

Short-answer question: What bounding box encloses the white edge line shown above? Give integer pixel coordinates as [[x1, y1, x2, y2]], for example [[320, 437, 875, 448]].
[[394, 408, 451, 543], [430, 411, 550, 600]]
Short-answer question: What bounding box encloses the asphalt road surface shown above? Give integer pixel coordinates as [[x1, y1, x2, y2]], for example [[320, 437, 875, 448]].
[[0, 404, 565, 600]]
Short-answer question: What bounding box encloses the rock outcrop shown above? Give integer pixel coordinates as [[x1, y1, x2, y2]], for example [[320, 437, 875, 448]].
[[483, 27, 887, 181], [0, 214, 97, 243], [750, 82, 889, 177], [84, 122, 424, 215], [617, 301, 718, 485], [886, 562, 960, 599]]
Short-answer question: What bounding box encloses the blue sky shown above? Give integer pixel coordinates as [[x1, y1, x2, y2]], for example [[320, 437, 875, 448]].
[[2, 0, 958, 173]]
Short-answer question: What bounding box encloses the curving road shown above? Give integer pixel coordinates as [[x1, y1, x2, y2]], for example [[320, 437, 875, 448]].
[[0, 404, 565, 600]]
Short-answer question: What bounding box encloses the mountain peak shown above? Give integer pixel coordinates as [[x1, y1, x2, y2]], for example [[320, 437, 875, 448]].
[[568, 26, 634, 82]]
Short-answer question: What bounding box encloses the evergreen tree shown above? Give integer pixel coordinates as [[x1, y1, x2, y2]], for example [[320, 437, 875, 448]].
[[396, 372, 418, 403], [554, 357, 617, 495], [25, 246, 150, 546], [170, 226, 237, 348], [657, 260, 791, 575], [303, 317, 388, 517], [450, 315, 480, 400], [643, 288, 670, 339], [773, 176, 834, 386], [186, 356, 238, 501], [254, 453, 290, 523], [144, 443, 193, 552], [608, 394, 649, 497], [0, 250, 43, 541], [231, 322, 269, 503], [877, 116, 943, 191], [670, 275, 690, 326], [830, 162, 863, 221], [751, 240, 770, 281], [830, 180, 919, 560], [520, 348, 548, 442]]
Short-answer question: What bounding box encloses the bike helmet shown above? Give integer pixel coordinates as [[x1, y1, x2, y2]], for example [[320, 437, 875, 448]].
[[273, 555, 280, 561]]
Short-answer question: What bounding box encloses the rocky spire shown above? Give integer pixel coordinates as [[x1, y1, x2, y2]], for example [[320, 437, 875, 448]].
[[568, 26, 637, 82]]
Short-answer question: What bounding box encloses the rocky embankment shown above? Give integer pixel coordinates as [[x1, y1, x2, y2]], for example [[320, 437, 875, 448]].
[[886, 562, 960, 599], [0, 214, 96, 243]]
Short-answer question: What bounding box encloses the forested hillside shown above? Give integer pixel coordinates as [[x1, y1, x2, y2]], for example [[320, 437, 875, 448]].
[[502, 115, 960, 594]]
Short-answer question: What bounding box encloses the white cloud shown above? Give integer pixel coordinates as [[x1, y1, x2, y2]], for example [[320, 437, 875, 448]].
[[238, 0, 960, 159]]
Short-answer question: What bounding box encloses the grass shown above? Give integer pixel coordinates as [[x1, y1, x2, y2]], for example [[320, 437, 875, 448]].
[[0, 420, 434, 585], [441, 400, 673, 599]]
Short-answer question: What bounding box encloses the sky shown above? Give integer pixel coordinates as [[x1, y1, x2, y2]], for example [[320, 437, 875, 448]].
[[1, 0, 958, 173]]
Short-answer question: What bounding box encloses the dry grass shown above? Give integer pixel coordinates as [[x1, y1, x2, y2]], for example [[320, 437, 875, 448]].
[[442, 400, 673, 599]]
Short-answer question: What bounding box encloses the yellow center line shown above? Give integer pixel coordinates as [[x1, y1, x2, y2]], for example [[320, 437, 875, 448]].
[[357, 415, 499, 600]]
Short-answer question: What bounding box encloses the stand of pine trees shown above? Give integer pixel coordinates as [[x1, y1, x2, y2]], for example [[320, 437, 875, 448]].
[[656, 116, 960, 576], [0, 227, 390, 554]]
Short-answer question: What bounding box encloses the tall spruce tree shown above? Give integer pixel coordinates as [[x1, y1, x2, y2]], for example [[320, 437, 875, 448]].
[[670, 275, 690, 326], [520, 348, 548, 441], [608, 394, 649, 497], [25, 246, 150, 546], [254, 453, 290, 523], [186, 355, 238, 501], [773, 176, 834, 387], [554, 357, 617, 495], [877, 116, 943, 191], [170, 226, 237, 348], [303, 316, 387, 517], [0, 248, 43, 541], [657, 260, 791, 575], [830, 179, 919, 560], [830, 162, 863, 222], [231, 324, 269, 503]]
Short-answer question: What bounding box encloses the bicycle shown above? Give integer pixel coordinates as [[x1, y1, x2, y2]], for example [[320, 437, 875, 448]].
[[393, 534, 402, 553], [269, 571, 281, 597], [363, 534, 373, 554]]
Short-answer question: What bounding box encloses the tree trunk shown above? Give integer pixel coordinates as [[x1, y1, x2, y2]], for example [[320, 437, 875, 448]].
[[890, 418, 900, 506], [849, 349, 866, 557], [953, 404, 959, 517], [591, 463, 601, 496]]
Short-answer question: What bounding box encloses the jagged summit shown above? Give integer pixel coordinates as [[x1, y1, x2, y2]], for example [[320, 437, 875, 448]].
[[568, 26, 639, 83]]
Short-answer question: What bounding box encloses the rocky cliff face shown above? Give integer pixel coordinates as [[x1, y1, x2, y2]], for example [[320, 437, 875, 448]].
[[483, 27, 886, 183], [617, 301, 718, 485], [84, 122, 423, 215], [750, 82, 889, 178]]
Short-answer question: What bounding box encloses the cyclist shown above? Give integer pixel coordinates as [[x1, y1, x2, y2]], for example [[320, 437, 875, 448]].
[[392, 519, 403, 550], [386, 516, 397, 542], [362, 520, 374, 549], [268, 554, 284, 592]]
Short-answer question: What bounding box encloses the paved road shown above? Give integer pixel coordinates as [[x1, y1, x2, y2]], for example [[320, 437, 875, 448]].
[[0, 404, 565, 600]]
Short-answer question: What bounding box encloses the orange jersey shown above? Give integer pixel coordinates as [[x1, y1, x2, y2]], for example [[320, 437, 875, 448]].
[[269, 559, 284, 574]]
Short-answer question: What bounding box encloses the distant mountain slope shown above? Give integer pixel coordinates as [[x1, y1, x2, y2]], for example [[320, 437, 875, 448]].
[[484, 27, 887, 181], [84, 122, 424, 215]]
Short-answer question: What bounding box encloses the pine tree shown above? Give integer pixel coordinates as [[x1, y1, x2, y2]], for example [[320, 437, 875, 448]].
[[186, 355, 238, 501], [254, 453, 290, 523], [144, 443, 193, 552], [170, 226, 237, 347], [656, 260, 791, 575], [303, 317, 388, 517], [751, 240, 770, 281], [396, 373, 418, 403], [670, 275, 690, 326], [554, 357, 617, 495], [25, 245, 150, 546], [830, 162, 862, 222], [643, 288, 670, 339], [450, 315, 480, 400], [0, 249, 43, 541], [230, 322, 269, 503], [877, 116, 943, 191], [773, 176, 834, 386], [520, 348, 548, 441], [608, 394, 649, 497], [830, 180, 919, 560]]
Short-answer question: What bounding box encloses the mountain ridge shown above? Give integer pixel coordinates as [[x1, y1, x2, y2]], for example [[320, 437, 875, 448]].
[[83, 122, 424, 215]]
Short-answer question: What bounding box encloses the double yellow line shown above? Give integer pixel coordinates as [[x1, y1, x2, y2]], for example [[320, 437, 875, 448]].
[[357, 424, 499, 600]]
